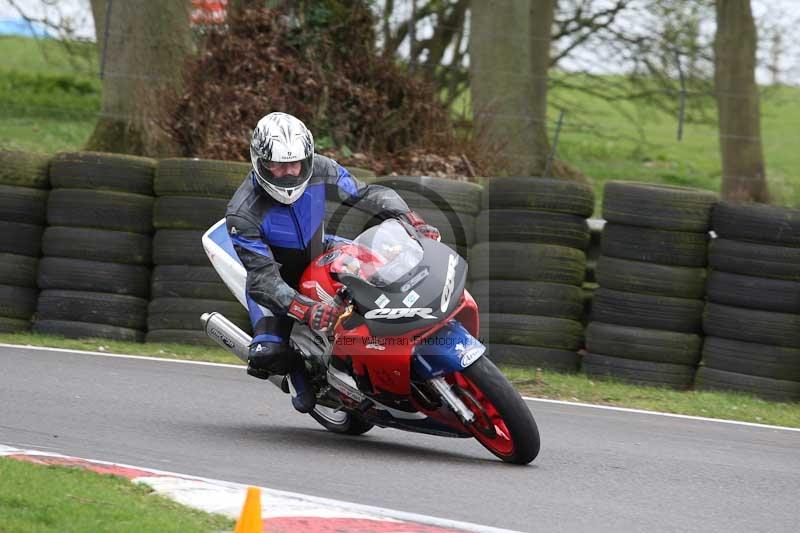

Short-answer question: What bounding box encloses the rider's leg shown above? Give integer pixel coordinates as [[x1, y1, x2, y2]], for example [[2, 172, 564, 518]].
[[246, 296, 288, 375], [288, 357, 316, 414], [247, 306, 316, 413], [247, 315, 294, 377]]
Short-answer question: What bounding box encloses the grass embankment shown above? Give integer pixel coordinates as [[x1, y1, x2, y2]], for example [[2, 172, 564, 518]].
[[0, 458, 233, 532], [0, 332, 240, 364], [2, 332, 798, 428], [546, 76, 800, 210], [0, 35, 99, 152]]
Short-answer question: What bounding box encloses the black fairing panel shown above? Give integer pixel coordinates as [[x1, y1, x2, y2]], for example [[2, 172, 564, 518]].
[[340, 238, 467, 338]]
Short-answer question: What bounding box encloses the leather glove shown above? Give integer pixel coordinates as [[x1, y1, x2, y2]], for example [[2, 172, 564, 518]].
[[287, 293, 343, 332], [402, 211, 441, 241]]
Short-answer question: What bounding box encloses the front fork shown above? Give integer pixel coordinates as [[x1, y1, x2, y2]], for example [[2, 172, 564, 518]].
[[428, 376, 476, 424]]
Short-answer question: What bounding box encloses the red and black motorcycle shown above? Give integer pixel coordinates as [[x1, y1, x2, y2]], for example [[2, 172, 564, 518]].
[[202, 218, 540, 464]]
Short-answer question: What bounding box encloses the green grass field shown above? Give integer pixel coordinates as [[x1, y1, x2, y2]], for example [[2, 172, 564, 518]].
[[1, 35, 798, 209], [546, 76, 800, 210], [0, 458, 234, 532], [0, 36, 99, 152]]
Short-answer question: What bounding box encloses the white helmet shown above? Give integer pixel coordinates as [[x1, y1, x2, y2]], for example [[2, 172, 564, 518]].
[[249, 112, 314, 204]]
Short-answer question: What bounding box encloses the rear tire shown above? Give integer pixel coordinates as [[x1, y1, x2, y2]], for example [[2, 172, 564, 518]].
[[309, 406, 374, 436], [455, 356, 540, 464]]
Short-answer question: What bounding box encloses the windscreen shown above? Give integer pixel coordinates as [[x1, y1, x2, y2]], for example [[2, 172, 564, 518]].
[[343, 219, 424, 287]]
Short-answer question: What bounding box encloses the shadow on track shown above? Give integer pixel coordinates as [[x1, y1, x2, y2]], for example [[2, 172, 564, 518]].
[[191, 420, 537, 468]]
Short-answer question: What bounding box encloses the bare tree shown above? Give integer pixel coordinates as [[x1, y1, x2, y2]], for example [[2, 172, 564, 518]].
[[470, 0, 525, 175], [549, 0, 717, 124], [713, 0, 768, 202], [378, 0, 471, 107], [529, 0, 555, 175], [86, 0, 192, 156]]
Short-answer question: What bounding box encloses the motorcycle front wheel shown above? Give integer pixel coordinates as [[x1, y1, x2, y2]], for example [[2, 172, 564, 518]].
[[310, 405, 374, 436], [452, 356, 540, 464]]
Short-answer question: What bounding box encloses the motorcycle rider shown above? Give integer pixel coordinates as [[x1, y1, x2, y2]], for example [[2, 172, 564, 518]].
[[226, 112, 440, 413]]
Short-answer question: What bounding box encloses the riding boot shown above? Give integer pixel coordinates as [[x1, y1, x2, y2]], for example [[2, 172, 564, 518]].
[[289, 359, 316, 413], [246, 364, 271, 380]]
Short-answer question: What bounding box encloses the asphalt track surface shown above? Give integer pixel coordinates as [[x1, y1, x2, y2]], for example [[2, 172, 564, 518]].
[[2, 345, 799, 532]]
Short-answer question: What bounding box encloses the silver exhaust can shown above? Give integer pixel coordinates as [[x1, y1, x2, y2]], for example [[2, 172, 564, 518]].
[[200, 312, 252, 363]]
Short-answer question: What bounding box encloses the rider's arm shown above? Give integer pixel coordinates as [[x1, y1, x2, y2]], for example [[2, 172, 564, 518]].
[[226, 212, 296, 315], [320, 157, 440, 240], [319, 156, 411, 219]]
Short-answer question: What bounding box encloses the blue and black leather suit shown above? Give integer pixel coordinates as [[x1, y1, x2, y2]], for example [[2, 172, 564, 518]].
[[226, 154, 410, 374]]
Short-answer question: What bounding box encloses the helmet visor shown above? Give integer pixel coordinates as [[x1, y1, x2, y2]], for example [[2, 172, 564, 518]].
[[255, 157, 312, 189]]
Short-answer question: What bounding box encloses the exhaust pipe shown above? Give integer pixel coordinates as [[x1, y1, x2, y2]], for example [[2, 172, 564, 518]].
[[200, 312, 252, 363], [201, 312, 287, 391]]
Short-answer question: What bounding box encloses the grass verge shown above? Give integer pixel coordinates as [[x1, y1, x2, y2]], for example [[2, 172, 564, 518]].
[[0, 458, 234, 532], [0, 332, 241, 365], [503, 367, 800, 428], [2, 332, 798, 428]]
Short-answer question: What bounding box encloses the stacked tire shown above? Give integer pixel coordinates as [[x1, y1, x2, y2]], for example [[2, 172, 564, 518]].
[[0, 151, 50, 333], [34, 152, 155, 342], [324, 198, 379, 241], [582, 219, 604, 322], [148, 159, 252, 345], [472, 177, 595, 371], [696, 202, 800, 400], [585, 182, 717, 388]]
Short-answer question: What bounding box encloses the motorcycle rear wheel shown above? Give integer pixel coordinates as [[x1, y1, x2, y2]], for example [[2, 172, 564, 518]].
[[454, 356, 540, 464], [310, 405, 374, 436]]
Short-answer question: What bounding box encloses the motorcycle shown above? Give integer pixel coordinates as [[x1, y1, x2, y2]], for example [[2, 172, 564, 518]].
[[201, 216, 540, 464]]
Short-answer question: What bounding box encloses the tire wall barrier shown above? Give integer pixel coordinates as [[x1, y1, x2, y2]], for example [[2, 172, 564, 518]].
[[472, 177, 595, 372], [697, 202, 800, 400], [586, 182, 717, 388], [0, 150, 50, 333], [34, 152, 157, 342], [366, 176, 482, 258], [149, 159, 253, 345], [583, 219, 603, 323], [4, 150, 798, 402]]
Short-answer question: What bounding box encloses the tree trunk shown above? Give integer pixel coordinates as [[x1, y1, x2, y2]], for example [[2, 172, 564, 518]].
[[87, 0, 192, 157], [528, 0, 555, 175], [470, 0, 553, 176], [713, 0, 768, 202]]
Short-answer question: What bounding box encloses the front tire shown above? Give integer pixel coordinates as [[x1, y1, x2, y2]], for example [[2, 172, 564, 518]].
[[454, 356, 540, 464], [310, 405, 374, 436]]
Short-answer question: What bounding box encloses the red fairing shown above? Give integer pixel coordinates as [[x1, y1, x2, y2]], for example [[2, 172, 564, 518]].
[[301, 244, 479, 397], [299, 243, 383, 303], [333, 322, 414, 395], [455, 289, 480, 338], [335, 293, 478, 396], [299, 265, 341, 304]]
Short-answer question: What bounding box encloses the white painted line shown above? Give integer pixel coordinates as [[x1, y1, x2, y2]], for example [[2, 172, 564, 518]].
[[0, 343, 244, 369], [522, 396, 800, 432], [4, 343, 797, 433]]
